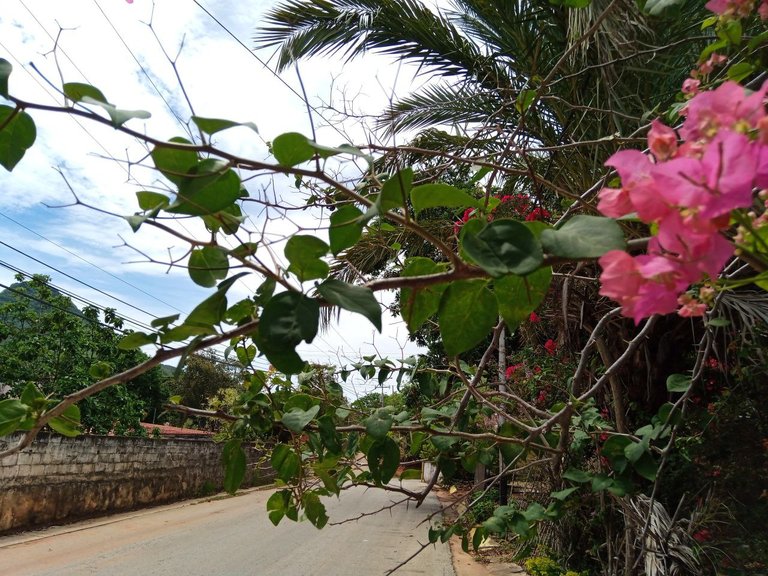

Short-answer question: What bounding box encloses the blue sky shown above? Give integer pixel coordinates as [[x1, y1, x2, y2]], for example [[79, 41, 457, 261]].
[[0, 0, 430, 398]]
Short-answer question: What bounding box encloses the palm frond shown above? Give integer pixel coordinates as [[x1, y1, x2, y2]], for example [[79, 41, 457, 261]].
[[376, 82, 507, 135], [256, 0, 503, 84]]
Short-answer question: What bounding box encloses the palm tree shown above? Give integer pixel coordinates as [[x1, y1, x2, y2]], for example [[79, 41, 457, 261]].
[[256, 0, 708, 195]]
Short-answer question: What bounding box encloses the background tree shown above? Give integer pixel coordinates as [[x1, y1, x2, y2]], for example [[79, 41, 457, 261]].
[[0, 274, 167, 434]]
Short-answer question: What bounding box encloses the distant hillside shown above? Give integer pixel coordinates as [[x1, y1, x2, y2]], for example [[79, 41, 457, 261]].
[[0, 281, 82, 317]]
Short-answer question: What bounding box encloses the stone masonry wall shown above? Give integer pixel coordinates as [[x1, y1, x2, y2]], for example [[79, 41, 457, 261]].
[[0, 433, 274, 534]]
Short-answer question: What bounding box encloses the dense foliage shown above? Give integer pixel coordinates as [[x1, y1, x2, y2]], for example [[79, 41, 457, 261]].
[[0, 275, 167, 434]]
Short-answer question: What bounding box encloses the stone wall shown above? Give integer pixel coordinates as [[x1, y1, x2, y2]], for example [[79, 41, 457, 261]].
[[0, 433, 274, 534]]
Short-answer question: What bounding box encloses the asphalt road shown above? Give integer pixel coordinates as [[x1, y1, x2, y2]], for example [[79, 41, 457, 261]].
[[0, 481, 455, 576]]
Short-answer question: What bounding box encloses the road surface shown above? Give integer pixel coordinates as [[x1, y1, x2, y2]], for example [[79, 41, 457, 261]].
[[0, 481, 455, 576]]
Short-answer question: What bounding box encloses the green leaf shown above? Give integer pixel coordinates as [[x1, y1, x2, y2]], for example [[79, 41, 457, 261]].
[[461, 219, 543, 277], [0, 399, 29, 436], [591, 474, 614, 492], [271, 443, 301, 482], [624, 440, 647, 463], [378, 168, 413, 212], [601, 435, 632, 473], [409, 183, 480, 215], [267, 490, 291, 526], [550, 487, 579, 500], [0, 59, 11, 99], [727, 62, 755, 83], [185, 272, 249, 329], [81, 96, 150, 127], [431, 435, 459, 452], [400, 257, 449, 332], [136, 191, 170, 211], [259, 291, 320, 347], [494, 267, 552, 331], [282, 405, 321, 433], [63, 82, 107, 103], [563, 468, 592, 483], [272, 132, 370, 166], [482, 516, 507, 534], [306, 140, 372, 163], [633, 451, 658, 481], [285, 235, 330, 282], [438, 280, 498, 356], [363, 408, 393, 439], [666, 374, 692, 393], [410, 431, 427, 456], [302, 492, 329, 529], [151, 314, 180, 329], [329, 205, 364, 255], [222, 438, 246, 494], [317, 279, 381, 331], [515, 89, 537, 113], [0, 106, 36, 171], [169, 159, 242, 216], [257, 291, 317, 374], [48, 404, 81, 438], [188, 247, 229, 288], [473, 526, 487, 551], [191, 116, 258, 136], [88, 361, 113, 379], [117, 331, 157, 350], [718, 19, 742, 46], [20, 383, 44, 407], [367, 436, 400, 485], [152, 138, 198, 185], [272, 132, 315, 166], [541, 215, 625, 259]]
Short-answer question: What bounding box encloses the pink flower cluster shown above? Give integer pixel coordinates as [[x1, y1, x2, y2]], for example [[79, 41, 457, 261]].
[[597, 80, 768, 323], [706, 0, 768, 19]]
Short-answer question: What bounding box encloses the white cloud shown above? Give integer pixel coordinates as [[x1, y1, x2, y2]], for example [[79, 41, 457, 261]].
[[0, 0, 427, 386]]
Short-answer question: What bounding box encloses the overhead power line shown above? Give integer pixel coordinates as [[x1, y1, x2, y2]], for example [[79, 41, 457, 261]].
[[0, 211, 188, 314]]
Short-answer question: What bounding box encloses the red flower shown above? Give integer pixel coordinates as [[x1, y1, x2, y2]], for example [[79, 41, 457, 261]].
[[533, 365, 542, 374], [525, 207, 551, 221], [693, 529, 712, 543], [529, 311, 540, 323], [505, 365, 516, 379], [544, 339, 557, 355]]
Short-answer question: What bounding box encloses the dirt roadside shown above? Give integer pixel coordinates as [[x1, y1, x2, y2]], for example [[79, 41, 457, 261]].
[[435, 487, 529, 576]]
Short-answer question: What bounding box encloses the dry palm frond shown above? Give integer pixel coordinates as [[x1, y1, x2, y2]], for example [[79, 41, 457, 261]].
[[624, 495, 701, 576]]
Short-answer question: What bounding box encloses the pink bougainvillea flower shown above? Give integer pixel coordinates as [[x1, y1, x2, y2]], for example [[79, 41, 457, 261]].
[[604, 150, 672, 222], [652, 219, 733, 280], [648, 120, 678, 161], [543, 339, 557, 355], [653, 130, 757, 219], [529, 311, 540, 323], [680, 80, 768, 141], [678, 294, 708, 317], [699, 53, 727, 75], [760, 0, 768, 18], [598, 250, 689, 324], [682, 77, 701, 96], [597, 186, 634, 219]]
